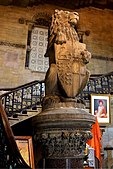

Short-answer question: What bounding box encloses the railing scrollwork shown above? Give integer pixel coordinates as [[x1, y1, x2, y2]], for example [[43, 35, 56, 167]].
[[79, 71, 113, 100], [1, 80, 45, 117]]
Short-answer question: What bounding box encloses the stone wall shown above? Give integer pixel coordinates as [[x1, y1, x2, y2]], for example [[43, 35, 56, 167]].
[[0, 5, 113, 88], [79, 8, 113, 75]]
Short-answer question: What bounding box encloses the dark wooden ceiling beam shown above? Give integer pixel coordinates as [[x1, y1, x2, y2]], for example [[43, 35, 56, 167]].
[[0, 0, 113, 10], [0, 0, 13, 5], [12, 0, 30, 7]]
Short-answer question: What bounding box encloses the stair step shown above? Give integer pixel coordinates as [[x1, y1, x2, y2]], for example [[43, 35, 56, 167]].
[[16, 113, 28, 116], [27, 109, 41, 116], [9, 109, 41, 126], [8, 117, 20, 126], [15, 113, 28, 121], [26, 107, 42, 112], [8, 117, 19, 120]]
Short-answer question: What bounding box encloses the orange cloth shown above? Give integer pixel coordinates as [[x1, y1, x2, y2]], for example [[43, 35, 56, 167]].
[[87, 117, 102, 163]]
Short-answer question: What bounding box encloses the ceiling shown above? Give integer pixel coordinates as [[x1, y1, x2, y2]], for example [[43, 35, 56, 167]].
[[0, 0, 113, 10]]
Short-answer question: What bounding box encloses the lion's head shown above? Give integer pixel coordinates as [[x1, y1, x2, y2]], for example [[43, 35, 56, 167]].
[[49, 10, 79, 45]]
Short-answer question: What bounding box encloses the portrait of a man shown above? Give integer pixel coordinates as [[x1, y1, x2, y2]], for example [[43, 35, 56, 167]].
[[94, 99, 107, 118], [91, 94, 110, 124]]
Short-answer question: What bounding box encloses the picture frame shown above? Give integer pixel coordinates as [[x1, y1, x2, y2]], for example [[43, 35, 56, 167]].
[[15, 136, 35, 169], [91, 94, 110, 124]]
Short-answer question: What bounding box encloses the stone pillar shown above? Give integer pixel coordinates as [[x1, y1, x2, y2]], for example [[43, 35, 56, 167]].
[[33, 100, 95, 169], [32, 9, 95, 169]]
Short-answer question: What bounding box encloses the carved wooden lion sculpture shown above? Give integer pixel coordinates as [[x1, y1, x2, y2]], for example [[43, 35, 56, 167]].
[[45, 10, 91, 98]]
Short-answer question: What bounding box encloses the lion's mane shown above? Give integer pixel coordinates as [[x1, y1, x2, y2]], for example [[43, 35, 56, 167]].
[[49, 10, 79, 45]]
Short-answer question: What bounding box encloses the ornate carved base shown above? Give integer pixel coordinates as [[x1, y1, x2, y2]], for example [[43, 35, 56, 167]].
[[37, 129, 92, 158], [33, 99, 95, 168]]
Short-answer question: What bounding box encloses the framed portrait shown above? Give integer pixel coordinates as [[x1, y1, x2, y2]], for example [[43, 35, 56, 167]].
[[91, 94, 110, 124], [15, 136, 35, 169]]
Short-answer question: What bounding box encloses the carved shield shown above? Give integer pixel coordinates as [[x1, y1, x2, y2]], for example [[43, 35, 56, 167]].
[[54, 43, 87, 97]]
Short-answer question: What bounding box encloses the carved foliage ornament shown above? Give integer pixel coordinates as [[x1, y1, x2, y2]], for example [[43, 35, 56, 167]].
[[36, 130, 92, 158]]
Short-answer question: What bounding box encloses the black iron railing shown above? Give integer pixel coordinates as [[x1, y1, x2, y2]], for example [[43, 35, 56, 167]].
[[0, 80, 45, 117], [79, 71, 113, 100], [1, 72, 113, 118]]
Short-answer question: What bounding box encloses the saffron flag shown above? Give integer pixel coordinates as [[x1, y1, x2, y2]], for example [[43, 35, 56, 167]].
[[87, 117, 102, 163]]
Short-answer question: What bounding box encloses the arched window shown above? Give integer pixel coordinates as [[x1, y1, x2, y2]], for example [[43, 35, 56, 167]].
[[25, 14, 51, 72]]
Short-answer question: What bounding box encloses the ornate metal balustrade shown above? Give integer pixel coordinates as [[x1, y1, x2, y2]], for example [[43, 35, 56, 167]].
[[0, 100, 31, 168], [79, 71, 113, 100], [0, 80, 45, 117], [0, 72, 113, 118]]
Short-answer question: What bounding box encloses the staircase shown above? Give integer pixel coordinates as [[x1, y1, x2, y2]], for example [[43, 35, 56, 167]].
[[0, 80, 45, 126], [0, 71, 113, 126]]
